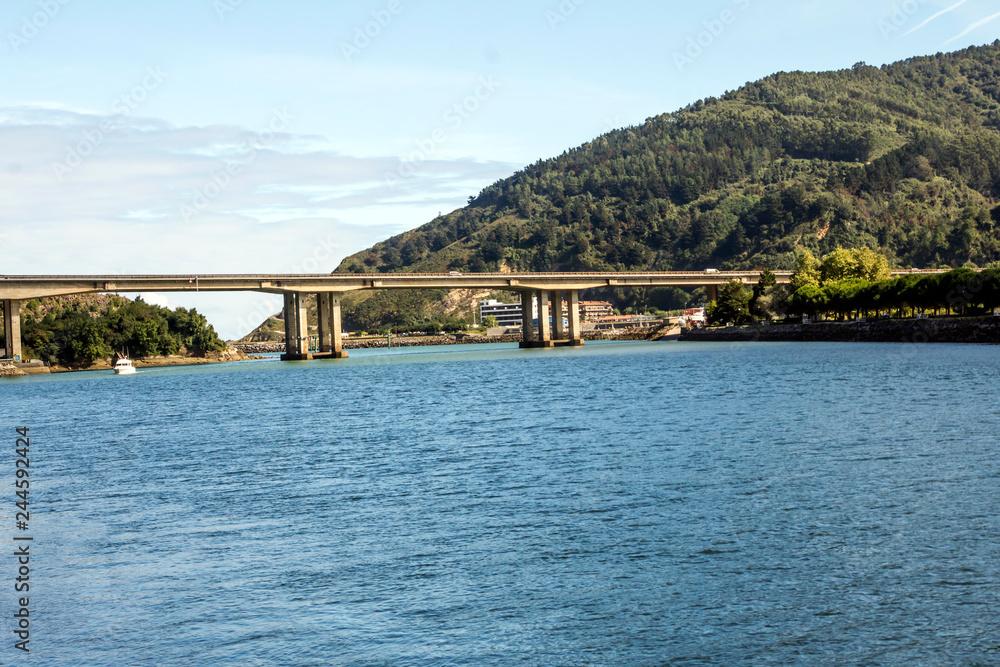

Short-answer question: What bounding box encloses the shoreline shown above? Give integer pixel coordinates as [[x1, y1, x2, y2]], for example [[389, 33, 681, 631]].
[[678, 315, 1000, 345], [4, 328, 676, 377], [234, 327, 670, 354], [7, 347, 250, 376]]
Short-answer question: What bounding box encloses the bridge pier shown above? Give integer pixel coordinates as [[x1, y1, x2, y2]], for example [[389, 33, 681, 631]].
[[520, 292, 536, 345], [282, 293, 347, 361], [281, 293, 312, 360], [315, 293, 347, 359], [567, 290, 583, 343], [519, 289, 584, 348], [537, 290, 552, 345], [552, 289, 566, 340], [2, 300, 22, 362]]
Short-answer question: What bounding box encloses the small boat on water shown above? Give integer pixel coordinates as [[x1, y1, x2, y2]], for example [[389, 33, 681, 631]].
[[113, 354, 136, 375]]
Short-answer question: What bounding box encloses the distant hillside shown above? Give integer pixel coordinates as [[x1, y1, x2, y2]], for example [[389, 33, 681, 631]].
[[332, 43, 1000, 331]]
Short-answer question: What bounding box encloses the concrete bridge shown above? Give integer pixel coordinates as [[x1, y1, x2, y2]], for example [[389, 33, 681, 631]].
[[0, 269, 943, 361]]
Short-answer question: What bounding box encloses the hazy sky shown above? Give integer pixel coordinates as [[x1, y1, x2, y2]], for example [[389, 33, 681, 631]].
[[1, 0, 998, 338]]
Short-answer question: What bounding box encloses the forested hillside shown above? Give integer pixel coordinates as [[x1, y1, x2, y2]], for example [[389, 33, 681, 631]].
[[336, 43, 1000, 330], [3, 295, 226, 366]]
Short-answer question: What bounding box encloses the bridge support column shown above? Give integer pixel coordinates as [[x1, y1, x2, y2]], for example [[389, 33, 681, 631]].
[[521, 290, 557, 348], [706, 285, 718, 303], [567, 290, 584, 346], [552, 290, 566, 340], [281, 293, 312, 361], [318, 294, 331, 352], [315, 293, 347, 360], [519, 291, 536, 346], [2, 300, 22, 362], [537, 290, 552, 345], [519, 289, 584, 348]]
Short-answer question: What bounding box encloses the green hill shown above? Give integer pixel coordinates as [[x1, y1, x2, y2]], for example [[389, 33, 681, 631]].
[[334, 43, 1000, 331], [5, 294, 226, 366]]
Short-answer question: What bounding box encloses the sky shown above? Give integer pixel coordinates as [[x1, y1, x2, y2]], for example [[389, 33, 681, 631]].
[[1, 0, 999, 339]]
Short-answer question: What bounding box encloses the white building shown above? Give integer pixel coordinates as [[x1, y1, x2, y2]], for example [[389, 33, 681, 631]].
[[479, 299, 525, 327], [481, 296, 587, 329], [678, 308, 705, 327]]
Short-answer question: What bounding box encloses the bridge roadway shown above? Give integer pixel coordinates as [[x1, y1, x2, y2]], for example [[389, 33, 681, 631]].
[[0, 270, 797, 300], [0, 269, 946, 362]]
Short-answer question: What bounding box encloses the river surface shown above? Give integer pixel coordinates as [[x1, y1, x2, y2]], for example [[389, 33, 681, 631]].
[[1, 341, 998, 665]]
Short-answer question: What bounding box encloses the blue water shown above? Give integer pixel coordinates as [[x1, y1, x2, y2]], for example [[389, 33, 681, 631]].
[[1, 341, 999, 665]]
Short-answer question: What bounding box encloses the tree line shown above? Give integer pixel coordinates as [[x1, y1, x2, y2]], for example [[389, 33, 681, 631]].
[[706, 247, 1000, 325], [4, 297, 225, 366]]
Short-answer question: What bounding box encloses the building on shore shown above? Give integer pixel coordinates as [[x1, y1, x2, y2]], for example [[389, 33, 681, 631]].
[[479, 299, 525, 327], [578, 301, 614, 321], [480, 298, 615, 326], [593, 315, 663, 330], [678, 308, 706, 327]]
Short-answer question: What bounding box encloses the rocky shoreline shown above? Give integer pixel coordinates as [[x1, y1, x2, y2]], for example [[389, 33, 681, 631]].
[[2, 330, 673, 378], [234, 328, 666, 354], [0, 362, 26, 378], [678, 316, 1000, 345], [5, 347, 250, 376]]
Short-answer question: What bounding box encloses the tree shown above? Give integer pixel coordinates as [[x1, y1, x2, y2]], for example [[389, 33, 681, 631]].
[[852, 247, 891, 282], [482, 315, 499, 329], [790, 249, 821, 290], [820, 247, 859, 284], [58, 317, 111, 365], [788, 284, 827, 318], [751, 268, 777, 318], [825, 279, 868, 319], [706, 280, 752, 325], [819, 246, 891, 285]]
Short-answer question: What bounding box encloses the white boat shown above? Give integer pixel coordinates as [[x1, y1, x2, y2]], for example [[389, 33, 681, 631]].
[[113, 356, 136, 375]]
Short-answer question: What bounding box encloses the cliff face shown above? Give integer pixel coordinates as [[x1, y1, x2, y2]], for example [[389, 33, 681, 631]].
[[325, 44, 1000, 331]]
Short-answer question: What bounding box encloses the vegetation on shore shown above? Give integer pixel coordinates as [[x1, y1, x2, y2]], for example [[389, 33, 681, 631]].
[[4, 296, 225, 366], [705, 247, 1000, 325], [786, 266, 1000, 320]]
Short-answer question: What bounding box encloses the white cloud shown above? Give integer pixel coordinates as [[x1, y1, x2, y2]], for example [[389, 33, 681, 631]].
[[941, 9, 1000, 46], [903, 0, 969, 37], [0, 106, 519, 338]]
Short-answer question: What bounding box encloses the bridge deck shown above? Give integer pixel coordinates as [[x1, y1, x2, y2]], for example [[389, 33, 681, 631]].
[[0, 269, 951, 300], [3, 270, 959, 300], [0, 269, 955, 363]]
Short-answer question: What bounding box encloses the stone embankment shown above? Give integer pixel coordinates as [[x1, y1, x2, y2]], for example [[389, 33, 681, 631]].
[[0, 362, 26, 378], [233, 327, 667, 354], [678, 316, 1000, 345]]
